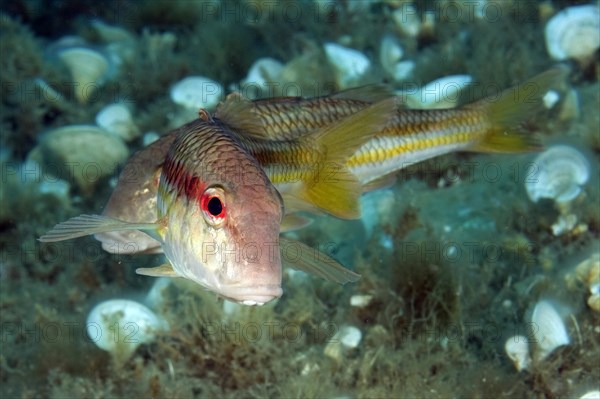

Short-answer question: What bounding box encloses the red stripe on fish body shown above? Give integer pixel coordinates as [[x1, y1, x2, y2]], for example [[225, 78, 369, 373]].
[[162, 156, 206, 204]]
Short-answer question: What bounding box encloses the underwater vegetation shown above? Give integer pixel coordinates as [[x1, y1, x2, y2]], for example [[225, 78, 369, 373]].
[[1, 0, 599, 398]]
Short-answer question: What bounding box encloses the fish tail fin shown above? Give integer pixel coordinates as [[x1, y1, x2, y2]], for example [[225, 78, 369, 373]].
[[39, 214, 160, 242], [301, 98, 396, 219], [469, 67, 568, 153]]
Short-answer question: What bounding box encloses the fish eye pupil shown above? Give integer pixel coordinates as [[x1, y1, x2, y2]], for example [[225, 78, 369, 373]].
[[207, 197, 223, 216]]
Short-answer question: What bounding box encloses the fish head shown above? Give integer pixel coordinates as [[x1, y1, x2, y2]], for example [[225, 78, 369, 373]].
[[160, 120, 284, 305]]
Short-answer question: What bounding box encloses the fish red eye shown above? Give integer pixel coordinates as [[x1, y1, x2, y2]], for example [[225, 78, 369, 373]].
[[200, 187, 226, 226]]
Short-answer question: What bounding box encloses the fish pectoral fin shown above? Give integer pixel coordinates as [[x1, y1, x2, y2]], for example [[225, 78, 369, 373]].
[[136, 263, 179, 278], [279, 237, 361, 284], [38, 214, 160, 242], [299, 97, 397, 219], [301, 168, 362, 219]]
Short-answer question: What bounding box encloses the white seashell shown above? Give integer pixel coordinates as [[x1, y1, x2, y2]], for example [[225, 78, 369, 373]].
[[170, 76, 223, 110], [403, 74, 473, 109], [144, 277, 172, 310], [392, 4, 421, 38], [86, 299, 168, 364], [525, 145, 590, 204], [339, 326, 362, 349], [91, 19, 135, 44], [38, 177, 70, 199], [392, 60, 415, 81], [588, 293, 600, 313], [144, 31, 177, 65], [543, 90, 560, 109], [544, 5, 600, 63], [350, 294, 373, 308], [559, 89, 580, 121], [58, 47, 109, 104], [33, 78, 64, 106], [379, 34, 414, 82], [580, 253, 600, 313], [242, 57, 284, 87], [96, 103, 139, 142], [380, 34, 404, 77], [143, 131, 160, 147], [324, 325, 362, 362], [580, 391, 600, 399], [324, 43, 371, 89], [504, 335, 531, 372], [531, 300, 570, 361], [28, 125, 128, 195], [551, 213, 578, 236]]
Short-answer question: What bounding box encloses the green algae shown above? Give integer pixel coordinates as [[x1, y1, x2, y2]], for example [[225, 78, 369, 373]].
[[1, 1, 599, 398]]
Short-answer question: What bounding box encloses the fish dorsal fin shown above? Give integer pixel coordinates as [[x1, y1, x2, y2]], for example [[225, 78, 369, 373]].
[[215, 92, 266, 137], [299, 97, 397, 219], [136, 263, 179, 278], [332, 84, 395, 103], [279, 236, 360, 284]]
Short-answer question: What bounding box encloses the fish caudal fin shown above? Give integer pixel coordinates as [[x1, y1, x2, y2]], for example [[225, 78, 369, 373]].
[[39, 214, 160, 242], [470, 67, 568, 153], [279, 237, 360, 284], [300, 97, 397, 219]]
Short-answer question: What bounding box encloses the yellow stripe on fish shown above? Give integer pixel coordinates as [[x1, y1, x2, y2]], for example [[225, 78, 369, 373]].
[[347, 108, 490, 185], [218, 68, 563, 192]]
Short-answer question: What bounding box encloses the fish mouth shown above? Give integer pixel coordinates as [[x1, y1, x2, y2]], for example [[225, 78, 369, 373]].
[[220, 284, 283, 306]]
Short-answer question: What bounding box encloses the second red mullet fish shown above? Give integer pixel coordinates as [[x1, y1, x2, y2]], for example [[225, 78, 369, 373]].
[[40, 69, 561, 305]]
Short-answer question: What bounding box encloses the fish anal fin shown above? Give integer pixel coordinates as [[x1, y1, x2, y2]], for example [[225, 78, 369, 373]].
[[279, 237, 360, 284], [136, 263, 179, 278]]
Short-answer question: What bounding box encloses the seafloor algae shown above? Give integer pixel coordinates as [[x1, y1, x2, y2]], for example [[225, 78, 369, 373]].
[[1, 1, 599, 398]]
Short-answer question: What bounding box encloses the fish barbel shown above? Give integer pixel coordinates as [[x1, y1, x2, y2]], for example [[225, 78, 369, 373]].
[[39, 101, 396, 304]]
